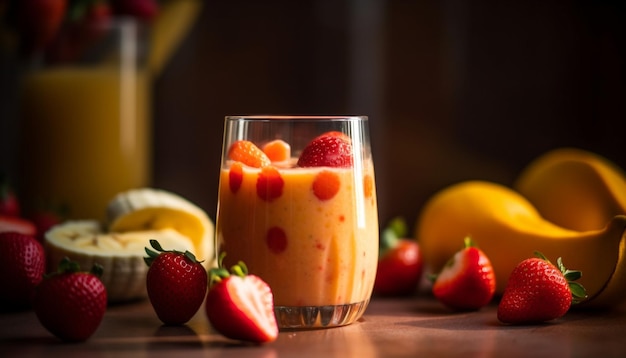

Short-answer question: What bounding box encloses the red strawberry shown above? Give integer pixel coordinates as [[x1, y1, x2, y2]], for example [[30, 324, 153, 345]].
[[0, 232, 46, 308], [46, 0, 112, 63], [0, 173, 20, 217], [34, 257, 107, 342], [312, 170, 341, 201], [111, 0, 159, 21], [0, 214, 37, 236], [206, 253, 278, 343], [28, 206, 66, 243], [297, 132, 353, 168], [17, 0, 68, 55], [431, 237, 496, 311], [256, 166, 284, 202], [497, 252, 587, 324], [144, 240, 208, 325], [373, 217, 423, 296], [228, 140, 271, 168]]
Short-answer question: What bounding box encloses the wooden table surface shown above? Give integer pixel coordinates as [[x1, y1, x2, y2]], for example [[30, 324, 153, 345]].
[[2, 295, 626, 357]]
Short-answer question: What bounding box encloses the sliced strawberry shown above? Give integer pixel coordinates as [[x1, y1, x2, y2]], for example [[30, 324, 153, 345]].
[[228, 140, 271, 168], [206, 254, 278, 344], [266, 226, 288, 254], [0, 215, 37, 236], [229, 162, 244, 194], [431, 237, 496, 311], [262, 139, 291, 163], [297, 132, 353, 168], [256, 166, 284, 202]]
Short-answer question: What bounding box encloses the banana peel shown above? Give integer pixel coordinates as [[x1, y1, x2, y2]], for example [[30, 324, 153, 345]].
[[148, 0, 203, 76], [415, 180, 626, 308], [515, 147, 626, 232]]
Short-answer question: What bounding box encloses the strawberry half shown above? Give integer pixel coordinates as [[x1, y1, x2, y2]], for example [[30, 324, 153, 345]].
[[205, 253, 278, 344], [431, 237, 496, 311], [497, 252, 587, 324], [0, 214, 37, 236], [144, 240, 208, 326], [297, 131, 353, 168]]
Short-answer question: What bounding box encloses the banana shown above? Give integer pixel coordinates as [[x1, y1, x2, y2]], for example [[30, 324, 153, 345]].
[[515, 148, 626, 231], [415, 180, 626, 308], [45, 220, 196, 302], [106, 188, 215, 267]]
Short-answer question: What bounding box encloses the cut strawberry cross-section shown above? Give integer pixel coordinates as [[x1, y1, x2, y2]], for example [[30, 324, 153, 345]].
[[206, 253, 278, 343]]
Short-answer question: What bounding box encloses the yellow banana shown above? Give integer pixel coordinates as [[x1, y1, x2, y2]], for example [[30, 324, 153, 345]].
[[515, 147, 626, 231], [415, 180, 626, 308]]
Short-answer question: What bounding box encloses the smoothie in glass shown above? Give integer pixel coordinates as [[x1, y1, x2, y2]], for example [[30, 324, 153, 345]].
[[216, 116, 378, 329]]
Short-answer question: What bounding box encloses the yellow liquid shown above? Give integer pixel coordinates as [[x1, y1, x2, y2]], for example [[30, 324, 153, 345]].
[[18, 66, 151, 221], [217, 163, 379, 307]]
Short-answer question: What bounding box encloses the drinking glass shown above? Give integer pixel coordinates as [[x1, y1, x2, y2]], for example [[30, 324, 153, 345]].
[[216, 115, 379, 329]]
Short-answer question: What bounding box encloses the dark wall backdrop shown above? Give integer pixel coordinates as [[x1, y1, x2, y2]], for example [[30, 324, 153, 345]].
[[152, 0, 626, 229], [2, 0, 625, 231]]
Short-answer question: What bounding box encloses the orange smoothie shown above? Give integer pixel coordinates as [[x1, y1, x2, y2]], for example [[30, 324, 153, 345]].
[[217, 161, 379, 308], [18, 67, 151, 221]]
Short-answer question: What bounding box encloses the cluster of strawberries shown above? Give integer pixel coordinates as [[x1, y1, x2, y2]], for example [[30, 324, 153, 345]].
[[0, 231, 108, 342], [373, 218, 588, 324], [4, 0, 159, 63], [0, 131, 360, 345]]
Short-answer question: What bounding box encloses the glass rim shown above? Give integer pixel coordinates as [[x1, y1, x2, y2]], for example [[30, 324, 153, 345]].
[[225, 115, 368, 121]]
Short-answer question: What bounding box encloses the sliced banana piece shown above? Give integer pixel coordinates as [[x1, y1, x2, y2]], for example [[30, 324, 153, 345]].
[[45, 220, 195, 303], [106, 188, 215, 267]]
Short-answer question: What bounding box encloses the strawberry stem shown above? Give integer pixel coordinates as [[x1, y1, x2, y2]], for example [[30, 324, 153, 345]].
[[380, 217, 408, 255], [45, 256, 103, 279], [208, 252, 250, 286], [534, 251, 588, 304], [144, 239, 203, 267]]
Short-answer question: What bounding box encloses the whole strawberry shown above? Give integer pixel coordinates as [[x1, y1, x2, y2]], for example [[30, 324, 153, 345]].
[[373, 217, 423, 296], [0, 232, 46, 308], [144, 239, 208, 325], [297, 131, 353, 168], [34, 257, 107, 342], [497, 252, 587, 324], [431, 237, 496, 311], [206, 253, 278, 344]]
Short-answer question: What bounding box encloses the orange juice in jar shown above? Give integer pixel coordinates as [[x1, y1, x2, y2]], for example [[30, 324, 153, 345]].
[[17, 19, 151, 221], [216, 116, 379, 329]]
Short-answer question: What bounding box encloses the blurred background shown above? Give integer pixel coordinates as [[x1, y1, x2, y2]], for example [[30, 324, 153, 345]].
[[2, 0, 625, 229]]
